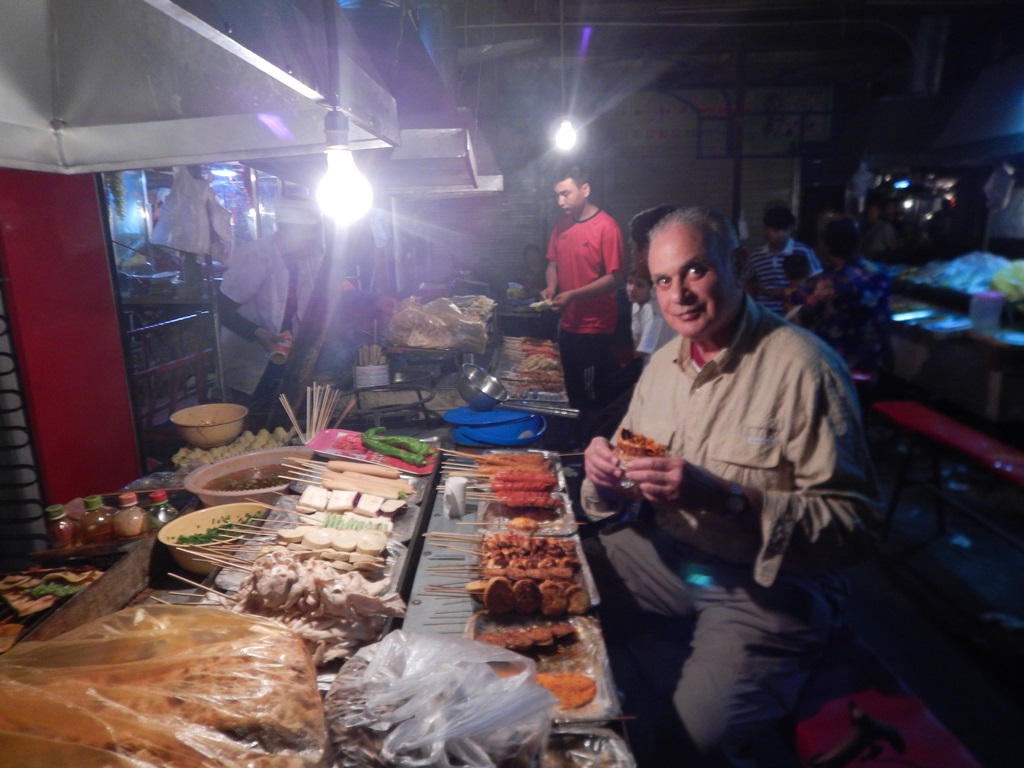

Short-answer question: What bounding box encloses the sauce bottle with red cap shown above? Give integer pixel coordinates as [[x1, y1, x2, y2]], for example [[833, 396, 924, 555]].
[[113, 492, 150, 539], [147, 490, 179, 530]]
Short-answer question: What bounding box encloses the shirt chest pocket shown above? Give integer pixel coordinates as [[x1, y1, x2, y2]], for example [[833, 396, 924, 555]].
[[706, 424, 782, 473]]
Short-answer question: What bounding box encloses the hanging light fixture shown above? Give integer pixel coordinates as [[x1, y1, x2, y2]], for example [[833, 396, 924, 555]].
[[317, 0, 372, 224], [554, 0, 576, 151], [316, 109, 373, 225]]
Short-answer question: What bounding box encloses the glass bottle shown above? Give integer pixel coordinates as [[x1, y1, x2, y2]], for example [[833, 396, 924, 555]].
[[113, 492, 149, 539], [79, 495, 116, 545], [147, 490, 179, 529], [45, 504, 77, 549]]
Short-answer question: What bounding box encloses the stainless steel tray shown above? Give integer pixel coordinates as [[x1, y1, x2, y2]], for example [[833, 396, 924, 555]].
[[542, 727, 637, 767], [465, 613, 621, 724]]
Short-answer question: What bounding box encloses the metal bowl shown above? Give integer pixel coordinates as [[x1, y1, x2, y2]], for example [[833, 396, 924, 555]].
[[457, 363, 509, 410]]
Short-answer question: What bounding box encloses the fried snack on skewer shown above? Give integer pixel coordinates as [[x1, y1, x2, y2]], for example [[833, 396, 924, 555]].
[[506, 517, 540, 534], [613, 427, 668, 460], [491, 491, 560, 509], [473, 577, 590, 617]]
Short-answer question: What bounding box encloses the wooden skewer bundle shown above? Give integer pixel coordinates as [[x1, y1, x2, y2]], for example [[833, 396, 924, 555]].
[[357, 344, 386, 366], [279, 383, 346, 443]]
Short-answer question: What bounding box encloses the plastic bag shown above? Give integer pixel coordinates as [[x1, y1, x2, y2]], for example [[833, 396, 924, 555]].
[[0, 604, 326, 768], [991, 260, 1024, 303], [325, 630, 556, 768], [385, 297, 488, 353], [151, 166, 233, 257]]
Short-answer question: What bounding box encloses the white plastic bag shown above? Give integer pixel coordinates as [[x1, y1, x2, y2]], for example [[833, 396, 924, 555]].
[[152, 166, 233, 257], [325, 630, 556, 767]]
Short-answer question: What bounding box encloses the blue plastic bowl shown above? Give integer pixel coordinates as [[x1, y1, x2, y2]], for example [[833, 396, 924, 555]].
[[452, 414, 546, 447]]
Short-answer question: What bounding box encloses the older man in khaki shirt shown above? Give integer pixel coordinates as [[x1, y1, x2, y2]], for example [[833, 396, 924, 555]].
[[582, 207, 880, 767]]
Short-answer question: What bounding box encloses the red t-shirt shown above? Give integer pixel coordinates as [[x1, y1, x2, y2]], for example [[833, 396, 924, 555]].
[[545, 209, 625, 333]]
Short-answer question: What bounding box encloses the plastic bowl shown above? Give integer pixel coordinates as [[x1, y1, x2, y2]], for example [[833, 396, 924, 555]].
[[170, 403, 249, 449], [452, 414, 546, 447], [157, 502, 265, 575], [183, 446, 313, 508]]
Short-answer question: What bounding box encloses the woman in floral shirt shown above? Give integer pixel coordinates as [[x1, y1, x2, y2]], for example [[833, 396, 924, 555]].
[[797, 216, 892, 373]]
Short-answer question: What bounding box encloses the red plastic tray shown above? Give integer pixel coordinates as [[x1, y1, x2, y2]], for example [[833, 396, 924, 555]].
[[305, 428, 438, 476]]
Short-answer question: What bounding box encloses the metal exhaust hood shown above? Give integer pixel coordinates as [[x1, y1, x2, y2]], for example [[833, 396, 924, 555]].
[[0, 0, 398, 174], [341, 0, 503, 196]]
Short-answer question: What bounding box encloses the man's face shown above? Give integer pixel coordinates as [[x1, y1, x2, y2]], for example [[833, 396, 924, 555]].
[[554, 178, 589, 219], [649, 222, 744, 351], [763, 226, 791, 251]]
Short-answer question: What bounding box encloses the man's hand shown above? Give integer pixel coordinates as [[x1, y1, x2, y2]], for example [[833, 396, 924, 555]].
[[540, 286, 556, 302], [584, 437, 636, 500], [622, 458, 762, 515], [620, 456, 687, 504], [254, 327, 286, 353], [548, 290, 575, 313]]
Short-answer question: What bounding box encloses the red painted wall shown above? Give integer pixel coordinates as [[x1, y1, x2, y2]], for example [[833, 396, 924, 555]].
[[0, 168, 140, 502]]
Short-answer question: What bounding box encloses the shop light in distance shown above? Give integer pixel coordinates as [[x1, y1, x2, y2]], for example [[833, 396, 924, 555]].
[[317, 111, 372, 225]]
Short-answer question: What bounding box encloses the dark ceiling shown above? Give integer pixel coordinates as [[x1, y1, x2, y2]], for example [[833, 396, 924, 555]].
[[445, 0, 1024, 97]]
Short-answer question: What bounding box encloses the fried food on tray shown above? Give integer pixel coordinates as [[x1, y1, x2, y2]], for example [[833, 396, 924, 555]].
[[483, 577, 516, 614], [613, 427, 668, 460], [512, 579, 542, 615], [475, 576, 590, 617], [536, 672, 598, 709], [474, 621, 578, 653]]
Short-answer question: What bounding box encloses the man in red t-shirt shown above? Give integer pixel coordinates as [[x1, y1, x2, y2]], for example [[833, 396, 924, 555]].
[[541, 164, 626, 415]]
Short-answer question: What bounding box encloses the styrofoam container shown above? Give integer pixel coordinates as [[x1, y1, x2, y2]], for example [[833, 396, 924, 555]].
[[969, 291, 1005, 332]]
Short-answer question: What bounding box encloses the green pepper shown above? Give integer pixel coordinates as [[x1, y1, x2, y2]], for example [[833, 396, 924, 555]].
[[371, 431, 431, 456], [361, 432, 428, 466]]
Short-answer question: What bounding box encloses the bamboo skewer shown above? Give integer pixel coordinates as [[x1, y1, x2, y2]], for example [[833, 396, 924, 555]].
[[168, 572, 235, 600], [178, 547, 252, 570]]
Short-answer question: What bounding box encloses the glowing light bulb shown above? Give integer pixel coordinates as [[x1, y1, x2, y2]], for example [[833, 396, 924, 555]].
[[555, 118, 577, 151], [316, 147, 372, 225]]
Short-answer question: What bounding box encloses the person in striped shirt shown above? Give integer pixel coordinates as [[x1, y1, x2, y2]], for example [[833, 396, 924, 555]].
[[744, 205, 822, 315]]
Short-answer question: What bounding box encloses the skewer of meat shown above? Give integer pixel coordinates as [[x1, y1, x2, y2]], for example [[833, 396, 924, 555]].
[[490, 477, 557, 493], [487, 491, 560, 509]]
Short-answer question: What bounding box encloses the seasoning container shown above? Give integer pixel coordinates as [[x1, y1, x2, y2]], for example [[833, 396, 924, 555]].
[[269, 330, 293, 365], [147, 490, 179, 529], [113, 492, 149, 539], [45, 504, 77, 549], [79, 495, 116, 545]]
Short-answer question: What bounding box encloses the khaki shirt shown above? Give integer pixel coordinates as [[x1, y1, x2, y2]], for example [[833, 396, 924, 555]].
[[581, 296, 880, 586]]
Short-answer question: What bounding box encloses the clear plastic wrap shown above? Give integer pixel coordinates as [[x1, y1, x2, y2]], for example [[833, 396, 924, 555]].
[[325, 630, 557, 768], [385, 297, 488, 353], [0, 604, 326, 768]]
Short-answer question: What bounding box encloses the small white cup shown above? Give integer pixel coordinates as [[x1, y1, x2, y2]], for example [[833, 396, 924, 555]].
[[444, 476, 468, 519]]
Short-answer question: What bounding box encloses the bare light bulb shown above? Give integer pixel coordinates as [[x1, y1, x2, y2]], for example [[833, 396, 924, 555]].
[[555, 118, 577, 151], [316, 146, 373, 225]]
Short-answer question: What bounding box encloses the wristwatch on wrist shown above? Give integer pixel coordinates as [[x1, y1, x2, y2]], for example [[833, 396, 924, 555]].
[[723, 483, 747, 515]]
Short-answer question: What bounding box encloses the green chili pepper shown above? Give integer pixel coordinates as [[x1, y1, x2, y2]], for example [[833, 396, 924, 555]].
[[361, 432, 428, 466], [373, 433, 431, 456]]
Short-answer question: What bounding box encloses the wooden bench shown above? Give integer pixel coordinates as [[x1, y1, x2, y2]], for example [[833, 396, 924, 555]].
[[870, 400, 1024, 550]]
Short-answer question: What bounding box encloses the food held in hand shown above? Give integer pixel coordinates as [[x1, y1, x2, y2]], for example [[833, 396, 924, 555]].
[[613, 427, 668, 460]]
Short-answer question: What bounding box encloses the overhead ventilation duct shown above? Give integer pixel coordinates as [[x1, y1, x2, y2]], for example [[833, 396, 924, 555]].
[[0, 0, 398, 174], [340, 0, 503, 196]]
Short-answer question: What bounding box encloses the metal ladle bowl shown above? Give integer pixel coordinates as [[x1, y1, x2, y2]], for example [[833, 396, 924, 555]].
[[457, 364, 579, 419]]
